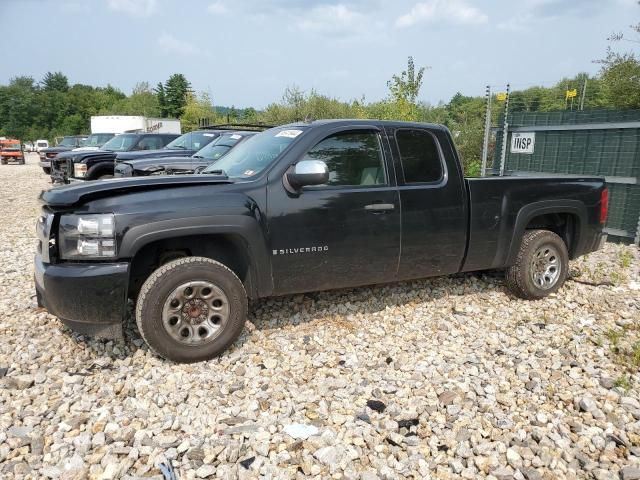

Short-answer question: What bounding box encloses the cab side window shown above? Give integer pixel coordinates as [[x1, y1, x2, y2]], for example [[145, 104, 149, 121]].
[[136, 136, 163, 150], [302, 131, 386, 187], [396, 129, 443, 183]]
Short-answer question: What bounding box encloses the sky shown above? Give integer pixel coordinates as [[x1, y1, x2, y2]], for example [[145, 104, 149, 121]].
[[0, 0, 638, 109]]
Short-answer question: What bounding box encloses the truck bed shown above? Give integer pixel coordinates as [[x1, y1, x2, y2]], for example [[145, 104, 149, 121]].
[[462, 175, 606, 272]]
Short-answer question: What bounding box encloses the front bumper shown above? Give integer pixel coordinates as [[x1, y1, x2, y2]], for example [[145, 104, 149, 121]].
[[34, 254, 129, 339]]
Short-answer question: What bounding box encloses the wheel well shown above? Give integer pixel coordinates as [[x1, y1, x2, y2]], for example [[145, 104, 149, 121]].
[[525, 212, 579, 257], [128, 234, 252, 299], [87, 162, 113, 179]]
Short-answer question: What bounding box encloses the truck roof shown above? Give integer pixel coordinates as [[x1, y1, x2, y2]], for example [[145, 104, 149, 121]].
[[283, 119, 449, 131]]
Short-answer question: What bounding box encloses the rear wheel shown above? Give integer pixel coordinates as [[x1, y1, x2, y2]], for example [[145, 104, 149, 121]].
[[505, 229, 568, 299], [135, 257, 247, 363]]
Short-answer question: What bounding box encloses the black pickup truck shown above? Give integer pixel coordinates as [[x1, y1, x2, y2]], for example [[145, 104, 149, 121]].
[[35, 120, 608, 363], [50, 133, 179, 182], [38, 135, 88, 174]]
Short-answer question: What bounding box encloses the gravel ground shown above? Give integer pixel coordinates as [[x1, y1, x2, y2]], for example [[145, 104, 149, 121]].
[[1, 154, 639, 480]]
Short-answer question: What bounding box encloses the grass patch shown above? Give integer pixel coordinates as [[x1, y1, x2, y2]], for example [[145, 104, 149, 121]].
[[614, 375, 632, 391], [619, 249, 634, 269]]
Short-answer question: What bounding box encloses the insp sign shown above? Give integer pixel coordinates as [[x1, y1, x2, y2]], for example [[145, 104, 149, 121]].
[[510, 132, 535, 154]]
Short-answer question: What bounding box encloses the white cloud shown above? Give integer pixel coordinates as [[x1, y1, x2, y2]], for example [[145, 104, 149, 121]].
[[157, 33, 201, 56], [207, 1, 228, 15], [395, 0, 488, 28], [107, 0, 157, 16], [297, 4, 371, 35]]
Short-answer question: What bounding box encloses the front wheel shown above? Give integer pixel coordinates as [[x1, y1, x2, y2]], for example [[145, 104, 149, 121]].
[[42, 167, 51, 174], [505, 229, 569, 299], [135, 257, 247, 363]]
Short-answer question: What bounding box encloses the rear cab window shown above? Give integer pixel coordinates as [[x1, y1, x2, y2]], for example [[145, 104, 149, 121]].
[[395, 128, 444, 184]]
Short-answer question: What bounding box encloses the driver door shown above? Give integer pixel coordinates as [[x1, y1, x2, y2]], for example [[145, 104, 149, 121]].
[[267, 128, 400, 295]]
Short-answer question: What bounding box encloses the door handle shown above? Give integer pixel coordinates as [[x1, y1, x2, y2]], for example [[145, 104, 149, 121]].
[[364, 203, 395, 211]]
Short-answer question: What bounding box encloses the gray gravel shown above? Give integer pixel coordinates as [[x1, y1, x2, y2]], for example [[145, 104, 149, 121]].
[[1, 155, 639, 479]]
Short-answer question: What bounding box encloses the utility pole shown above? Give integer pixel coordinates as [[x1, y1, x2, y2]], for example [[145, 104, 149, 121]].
[[480, 85, 492, 177], [579, 78, 588, 111], [499, 83, 510, 177]]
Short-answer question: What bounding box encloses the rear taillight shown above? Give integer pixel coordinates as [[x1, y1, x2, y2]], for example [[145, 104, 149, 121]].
[[600, 188, 609, 224]]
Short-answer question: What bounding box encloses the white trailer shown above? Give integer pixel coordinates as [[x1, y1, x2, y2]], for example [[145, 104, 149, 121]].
[[90, 116, 181, 135]]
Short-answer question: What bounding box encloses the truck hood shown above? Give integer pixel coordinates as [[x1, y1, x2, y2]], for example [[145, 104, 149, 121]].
[[42, 146, 72, 154], [123, 156, 203, 170], [116, 149, 195, 161], [55, 149, 115, 163], [40, 175, 234, 207]]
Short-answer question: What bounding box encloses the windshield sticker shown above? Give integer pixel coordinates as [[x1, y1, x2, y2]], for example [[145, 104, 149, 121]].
[[230, 134, 242, 139], [243, 169, 255, 176], [275, 129, 303, 138], [203, 133, 215, 137]]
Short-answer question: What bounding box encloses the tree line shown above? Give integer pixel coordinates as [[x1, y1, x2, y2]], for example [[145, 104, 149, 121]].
[[1, 19, 638, 176]]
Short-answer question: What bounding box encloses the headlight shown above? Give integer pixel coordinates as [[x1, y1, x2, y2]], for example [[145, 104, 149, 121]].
[[74, 163, 87, 177], [58, 214, 116, 259]]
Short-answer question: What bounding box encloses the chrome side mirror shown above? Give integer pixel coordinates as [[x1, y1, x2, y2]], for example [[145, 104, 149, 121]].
[[286, 160, 329, 191]]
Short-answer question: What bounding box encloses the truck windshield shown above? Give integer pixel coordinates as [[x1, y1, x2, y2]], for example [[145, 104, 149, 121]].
[[102, 135, 137, 151], [165, 131, 217, 150], [82, 134, 114, 147], [202, 128, 304, 178], [57, 137, 78, 147], [2, 143, 21, 150], [195, 134, 246, 161]]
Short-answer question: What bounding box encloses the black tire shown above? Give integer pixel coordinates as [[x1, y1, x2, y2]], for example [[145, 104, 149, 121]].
[[135, 256, 247, 363], [1, 159, 6, 165], [505, 229, 569, 300], [42, 167, 51, 174]]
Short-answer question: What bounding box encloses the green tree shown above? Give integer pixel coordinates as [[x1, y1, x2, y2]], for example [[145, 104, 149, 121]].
[[445, 93, 485, 176], [383, 56, 429, 121], [387, 56, 428, 104], [242, 107, 258, 123], [597, 2, 640, 108], [42, 72, 69, 92], [181, 92, 216, 131], [599, 51, 640, 108], [155, 82, 168, 117], [0, 76, 40, 140], [164, 74, 191, 118], [117, 82, 160, 116]]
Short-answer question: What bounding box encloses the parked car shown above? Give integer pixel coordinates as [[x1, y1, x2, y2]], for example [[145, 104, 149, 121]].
[[35, 120, 608, 363], [39, 135, 88, 174], [35, 139, 49, 152], [50, 133, 179, 183], [0, 139, 25, 164], [114, 131, 256, 177]]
